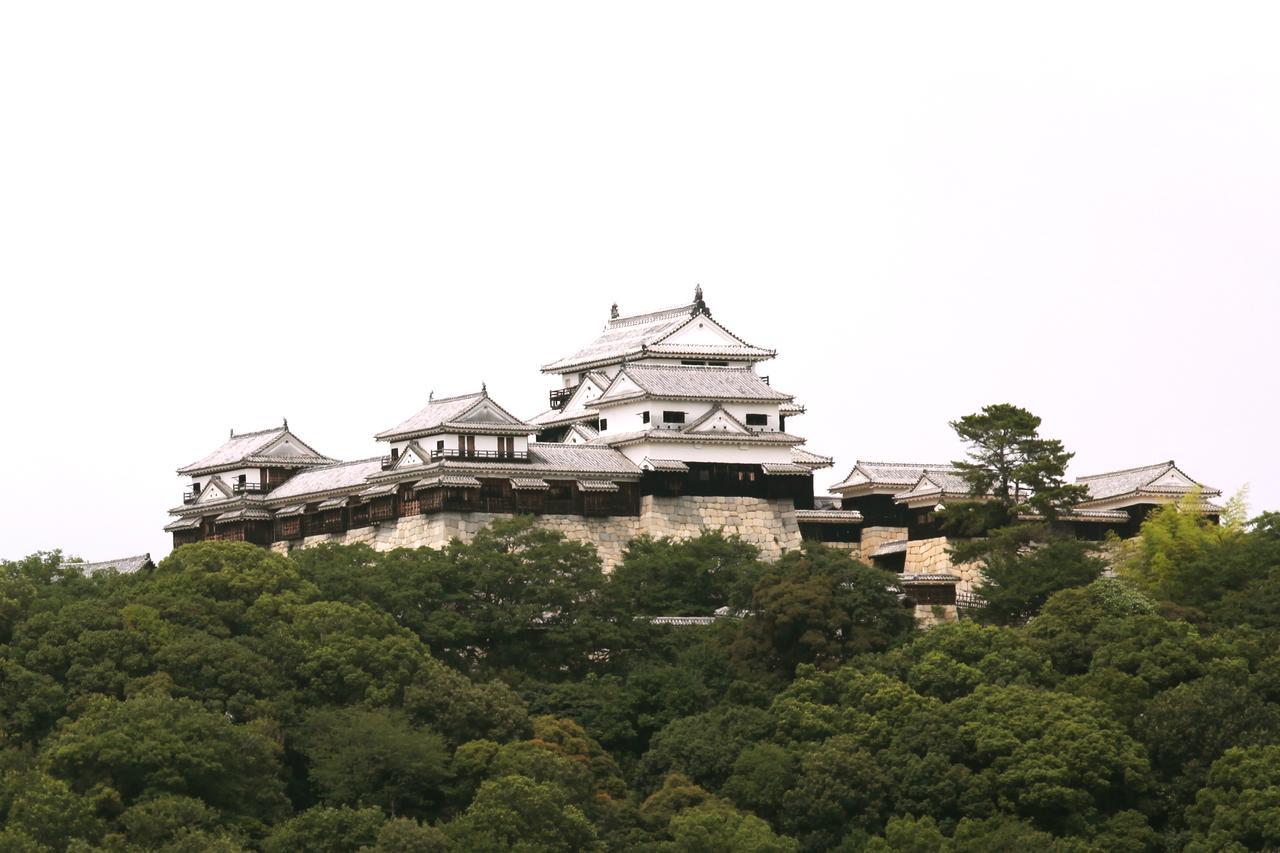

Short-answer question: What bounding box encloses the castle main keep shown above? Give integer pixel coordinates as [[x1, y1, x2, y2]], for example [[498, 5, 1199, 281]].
[[166, 289, 853, 567]]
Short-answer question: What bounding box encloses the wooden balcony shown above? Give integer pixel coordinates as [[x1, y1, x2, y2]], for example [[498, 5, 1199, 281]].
[[549, 385, 578, 410], [231, 482, 266, 495], [429, 448, 529, 462]]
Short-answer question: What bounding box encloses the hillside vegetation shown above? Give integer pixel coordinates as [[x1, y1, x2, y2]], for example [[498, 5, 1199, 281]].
[[3, 508, 1280, 852]]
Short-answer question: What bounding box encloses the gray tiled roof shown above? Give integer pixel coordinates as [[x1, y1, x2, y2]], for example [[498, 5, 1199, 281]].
[[417, 474, 483, 488], [66, 554, 153, 574], [791, 447, 833, 469], [215, 508, 273, 523], [177, 427, 332, 475], [597, 428, 805, 448], [830, 461, 959, 492], [511, 477, 551, 490], [526, 443, 643, 475], [873, 539, 909, 556], [529, 376, 609, 426], [577, 480, 620, 492], [541, 299, 772, 373], [643, 458, 690, 472], [894, 470, 973, 502], [599, 364, 791, 403], [761, 463, 811, 475], [794, 509, 864, 523], [266, 458, 385, 501], [1076, 461, 1221, 503], [375, 391, 533, 441]]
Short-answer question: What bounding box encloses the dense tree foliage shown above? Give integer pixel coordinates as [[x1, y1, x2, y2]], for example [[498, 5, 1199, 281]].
[[3, 508, 1280, 850], [949, 402, 1088, 520]]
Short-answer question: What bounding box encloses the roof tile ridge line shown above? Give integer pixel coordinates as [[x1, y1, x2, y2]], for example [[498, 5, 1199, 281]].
[[226, 426, 289, 440], [860, 460, 958, 469], [1076, 460, 1176, 481], [648, 308, 765, 351], [682, 403, 752, 433], [304, 456, 381, 468], [422, 390, 487, 404], [251, 427, 331, 462], [68, 553, 152, 565], [606, 303, 696, 328], [459, 391, 536, 428], [628, 362, 755, 371]]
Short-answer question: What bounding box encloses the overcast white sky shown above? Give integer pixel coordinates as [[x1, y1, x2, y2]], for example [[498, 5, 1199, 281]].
[[2, 2, 1277, 562]]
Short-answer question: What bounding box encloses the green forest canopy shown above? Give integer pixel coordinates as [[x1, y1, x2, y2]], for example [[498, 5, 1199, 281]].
[[3, 508, 1280, 852]]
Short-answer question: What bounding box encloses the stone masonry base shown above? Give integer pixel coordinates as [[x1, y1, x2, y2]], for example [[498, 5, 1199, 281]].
[[271, 495, 804, 571]]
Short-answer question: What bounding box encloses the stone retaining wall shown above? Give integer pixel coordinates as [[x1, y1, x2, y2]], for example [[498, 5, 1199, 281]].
[[859, 526, 909, 563], [904, 535, 984, 591], [271, 495, 803, 571]]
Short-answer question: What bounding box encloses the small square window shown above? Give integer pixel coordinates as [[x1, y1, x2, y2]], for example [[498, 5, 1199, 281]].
[[641, 411, 650, 423], [599, 418, 608, 431], [436, 440, 445, 451]]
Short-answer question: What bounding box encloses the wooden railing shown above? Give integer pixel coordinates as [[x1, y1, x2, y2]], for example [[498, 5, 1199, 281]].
[[430, 449, 529, 462], [549, 385, 578, 410]]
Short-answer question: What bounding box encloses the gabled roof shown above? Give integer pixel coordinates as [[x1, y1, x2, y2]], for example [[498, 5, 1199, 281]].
[[528, 373, 610, 427], [791, 447, 834, 470], [596, 364, 791, 404], [893, 470, 974, 504], [540, 290, 774, 374], [525, 443, 643, 475], [65, 554, 153, 575], [375, 390, 533, 441], [266, 458, 385, 501], [830, 461, 959, 494], [177, 425, 333, 475], [194, 475, 234, 504], [561, 423, 600, 444], [683, 403, 755, 435], [1076, 461, 1221, 504]]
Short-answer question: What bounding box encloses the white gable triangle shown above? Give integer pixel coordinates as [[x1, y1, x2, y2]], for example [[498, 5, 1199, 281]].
[[600, 372, 643, 401], [196, 478, 232, 504], [458, 402, 519, 425], [1149, 468, 1194, 489], [397, 446, 424, 467], [660, 314, 750, 348], [687, 410, 750, 434], [262, 438, 302, 457]]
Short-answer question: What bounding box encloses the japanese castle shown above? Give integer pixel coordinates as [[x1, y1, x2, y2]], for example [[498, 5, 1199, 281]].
[[166, 287, 1220, 602]]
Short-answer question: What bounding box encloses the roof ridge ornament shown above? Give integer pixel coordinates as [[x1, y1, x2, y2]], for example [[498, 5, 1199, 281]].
[[691, 284, 710, 317], [610, 303, 619, 319]]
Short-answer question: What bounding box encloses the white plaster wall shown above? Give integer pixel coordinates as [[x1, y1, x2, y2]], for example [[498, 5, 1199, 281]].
[[616, 438, 795, 467], [191, 467, 258, 496]]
